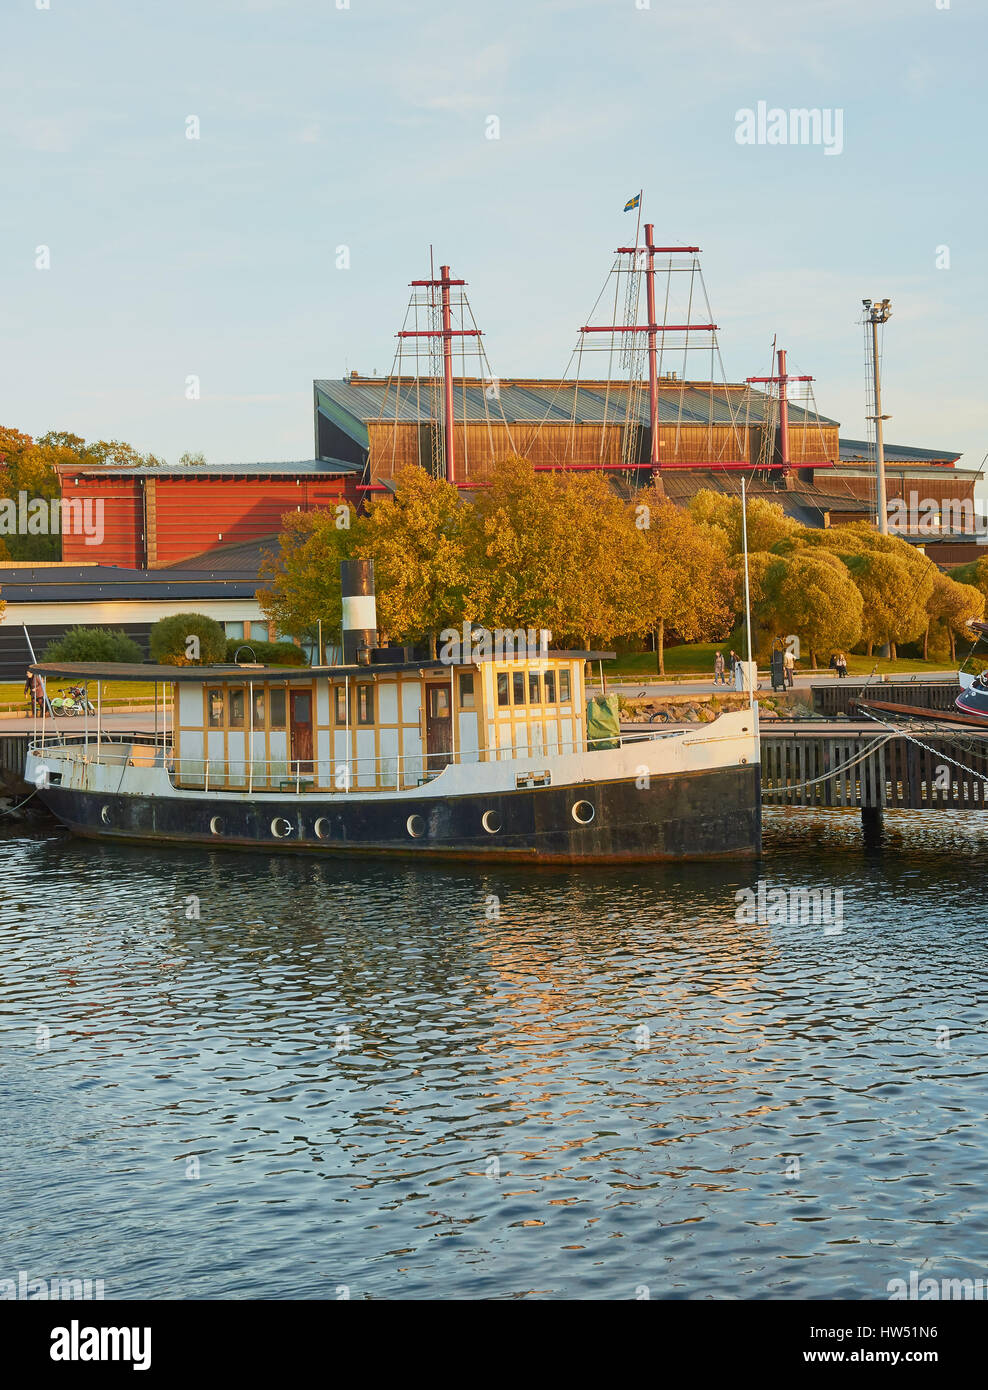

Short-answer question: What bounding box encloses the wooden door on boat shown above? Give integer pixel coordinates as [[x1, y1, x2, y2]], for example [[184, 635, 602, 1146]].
[[425, 682, 453, 772], [289, 689, 314, 774]]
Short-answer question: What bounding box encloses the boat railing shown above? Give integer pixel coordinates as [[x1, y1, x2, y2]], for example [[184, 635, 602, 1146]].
[[28, 725, 685, 794]]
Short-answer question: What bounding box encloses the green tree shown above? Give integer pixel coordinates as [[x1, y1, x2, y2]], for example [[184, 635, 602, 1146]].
[[150, 613, 226, 665], [635, 487, 733, 673], [760, 552, 864, 668], [258, 508, 357, 640], [924, 572, 984, 662], [844, 551, 934, 658], [361, 467, 482, 656], [43, 626, 144, 663], [471, 457, 642, 647], [688, 489, 800, 556]]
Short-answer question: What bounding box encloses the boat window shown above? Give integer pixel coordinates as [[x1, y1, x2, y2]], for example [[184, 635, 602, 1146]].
[[269, 688, 287, 729], [458, 673, 475, 709], [356, 684, 375, 725], [528, 672, 541, 704], [334, 685, 347, 724], [228, 688, 245, 728], [512, 672, 525, 705], [497, 673, 509, 707], [253, 690, 266, 727], [559, 669, 571, 702], [544, 670, 556, 703], [207, 688, 223, 727]]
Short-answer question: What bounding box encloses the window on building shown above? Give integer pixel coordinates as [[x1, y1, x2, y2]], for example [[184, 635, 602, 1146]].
[[224, 622, 245, 640], [458, 673, 475, 709], [528, 672, 541, 704], [497, 673, 509, 707], [228, 688, 245, 728], [512, 672, 525, 705], [334, 685, 347, 724], [559, 669, 571, 702], [207, 688, 224, 727], [356, 684, 374, 725], [544, 670, 556, 703], [269, 688, 287, 729]]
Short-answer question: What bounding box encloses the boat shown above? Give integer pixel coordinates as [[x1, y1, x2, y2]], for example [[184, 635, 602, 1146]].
[[23, 565, 761, 863], [955, 620, 988, 719]]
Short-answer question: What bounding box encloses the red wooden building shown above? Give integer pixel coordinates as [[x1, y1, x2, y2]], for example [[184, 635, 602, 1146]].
[[57, 459, 359, 568]]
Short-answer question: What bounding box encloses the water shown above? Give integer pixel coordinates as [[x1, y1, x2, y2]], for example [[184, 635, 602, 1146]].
[[1, 810, 986, 1300]]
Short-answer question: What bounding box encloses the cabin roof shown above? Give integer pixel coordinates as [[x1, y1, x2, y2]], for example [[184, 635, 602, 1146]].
[[29, 653, 614, 683]]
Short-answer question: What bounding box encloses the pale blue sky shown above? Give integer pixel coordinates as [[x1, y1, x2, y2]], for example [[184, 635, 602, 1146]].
[[2, 0, 984, 473]]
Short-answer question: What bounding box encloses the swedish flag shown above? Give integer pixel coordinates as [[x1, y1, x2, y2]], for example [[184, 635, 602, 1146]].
[[624, 193, 641, 212]]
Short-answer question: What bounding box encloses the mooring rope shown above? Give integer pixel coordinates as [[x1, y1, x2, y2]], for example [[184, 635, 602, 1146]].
[[761, 732, 894, 795]]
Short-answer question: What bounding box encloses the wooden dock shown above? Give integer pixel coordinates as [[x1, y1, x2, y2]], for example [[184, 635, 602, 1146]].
[[760, 726, 988, 812]]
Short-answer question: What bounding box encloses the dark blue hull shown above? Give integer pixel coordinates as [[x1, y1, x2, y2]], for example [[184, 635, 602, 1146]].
[[39, 763, 761, 863]]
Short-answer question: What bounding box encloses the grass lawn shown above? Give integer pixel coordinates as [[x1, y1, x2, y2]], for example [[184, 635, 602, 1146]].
[[607, 645, 957, 680], [0, 680, 166, 709]]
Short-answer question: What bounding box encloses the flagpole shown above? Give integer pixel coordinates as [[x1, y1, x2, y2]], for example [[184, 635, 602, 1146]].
[[633, 186, 643, 250]]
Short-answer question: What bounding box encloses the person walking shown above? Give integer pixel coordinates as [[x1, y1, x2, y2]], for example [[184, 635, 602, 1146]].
[[783, 646, 795, 689], [713, 651, 727, 686]]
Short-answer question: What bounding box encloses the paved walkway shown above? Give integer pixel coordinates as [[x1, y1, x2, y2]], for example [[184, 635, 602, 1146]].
[[598, 671, 955, 698]]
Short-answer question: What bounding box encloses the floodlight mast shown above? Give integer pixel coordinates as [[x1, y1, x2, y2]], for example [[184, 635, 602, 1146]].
[[864, 297, 892, 535]]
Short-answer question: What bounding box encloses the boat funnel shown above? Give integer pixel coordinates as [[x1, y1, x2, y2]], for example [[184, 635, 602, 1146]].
[[341, 558, 378, 664]]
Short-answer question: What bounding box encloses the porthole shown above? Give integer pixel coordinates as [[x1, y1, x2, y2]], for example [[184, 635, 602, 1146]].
[[100, 805, 111, 825], [314, 817, 331, 839], [209, 816, 223, 835], [482, 810, 502, 834], [406, 814, 426, 838], [271, 817, 293, 838], [571, 800, 595, 825]]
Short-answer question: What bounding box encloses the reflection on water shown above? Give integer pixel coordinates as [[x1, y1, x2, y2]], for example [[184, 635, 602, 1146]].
[[1, 808, 986, 1299]]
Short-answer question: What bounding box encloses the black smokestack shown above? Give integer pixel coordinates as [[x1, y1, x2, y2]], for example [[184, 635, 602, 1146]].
[[340, 558, 378, 664]]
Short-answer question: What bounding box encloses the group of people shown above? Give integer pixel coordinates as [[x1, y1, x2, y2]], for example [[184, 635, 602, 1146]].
[[715, 648, 795, 688], [829, 651, 849, 679], [713, 650, 759, 687]]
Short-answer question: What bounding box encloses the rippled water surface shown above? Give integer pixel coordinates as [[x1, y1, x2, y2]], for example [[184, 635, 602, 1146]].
[[1, 810, 986, 1299]]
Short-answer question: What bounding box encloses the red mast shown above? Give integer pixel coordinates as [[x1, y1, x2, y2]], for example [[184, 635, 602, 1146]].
[[746, 347, 814, 474], [583, 235, 713, 472], [401, 265, 481, 486]]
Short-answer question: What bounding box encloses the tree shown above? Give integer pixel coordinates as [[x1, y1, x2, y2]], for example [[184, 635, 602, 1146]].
[[760, 552, 863, 668], [43, 626, 144, 663], [361, 467, 482, 656], [844, 551, 934, 658], [471, 457, 642, 647], [258, 508, 357, 640], [0, 425, 166, 559], [179, 451, 206, 467], [150, 613, 226, 665], [688, 489, 800, 556], [635, 488, 733, 673], [924, 572, 984, 662]]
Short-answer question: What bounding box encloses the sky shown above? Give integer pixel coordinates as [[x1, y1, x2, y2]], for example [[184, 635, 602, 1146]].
[[2, 0, 985, 479]]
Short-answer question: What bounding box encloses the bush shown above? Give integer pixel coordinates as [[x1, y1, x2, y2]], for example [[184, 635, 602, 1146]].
[[150, 613, 226, 666], [43, 626, 144, 663], [224, 637, 308, 667]]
